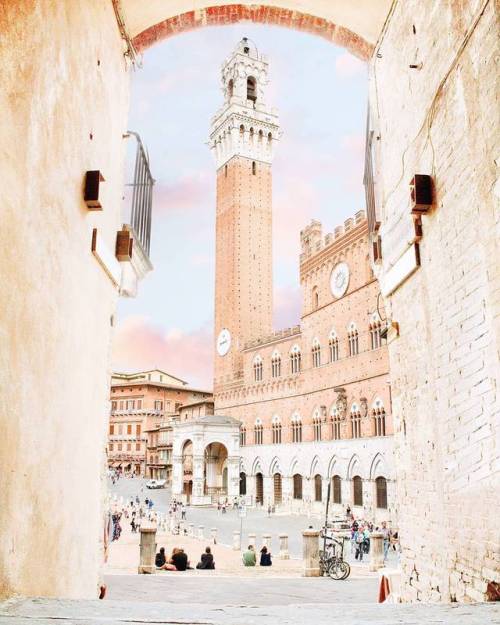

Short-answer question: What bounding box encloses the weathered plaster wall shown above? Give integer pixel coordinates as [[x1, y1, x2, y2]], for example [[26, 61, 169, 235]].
[[0, 1, 130, 598], [369, 0, 499, 602]]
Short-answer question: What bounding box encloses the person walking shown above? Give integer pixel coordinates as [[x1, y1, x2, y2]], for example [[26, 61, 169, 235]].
[[181, 504, 186, 520], [381, 521, 391, 562], [354, 527, 365, 561]]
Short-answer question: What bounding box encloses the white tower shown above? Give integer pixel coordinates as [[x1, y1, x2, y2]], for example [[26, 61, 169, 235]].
[[209, 39, 280, 392]]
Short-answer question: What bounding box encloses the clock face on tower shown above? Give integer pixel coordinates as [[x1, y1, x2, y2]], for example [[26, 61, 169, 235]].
[[330, 262, 350, 299], [216, 328, 231, 356]]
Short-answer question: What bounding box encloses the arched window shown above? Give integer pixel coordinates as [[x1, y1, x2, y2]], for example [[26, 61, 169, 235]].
[[239, 426, 246, 446], [291, 414, 302, 443], [330, 407, 341, 440], [372, 399, 386, 436], [290, 345, 301, 374], [329, 330, 339, 362], [247, 76, 257, 101], [376, 476, 388, 509], [239, 471, 246, 495], [312, 409, 322, 441], [312, 286, 319, 310], [239, 124, 245, 135], [272, 416, 282, 444], [228, 78, 234, 98], [348, 323, 359, 356], [271, 351, 281, 378], [370, 316, 383, 350], [254, 419, 263, 445], [311, 338, 321, 368], [253, 356, 263, 382], [350, 404, 362, 439], [252, 160, 256, 175], [332, 475, 342, 504], [293, 473, 303, 499], [353, 475, 363, 506], [314, 474, 322, 502], [224, 164, 228, 178]]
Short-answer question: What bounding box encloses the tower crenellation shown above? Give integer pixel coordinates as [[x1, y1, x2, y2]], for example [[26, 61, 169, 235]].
[[209, 38, 280, 170]]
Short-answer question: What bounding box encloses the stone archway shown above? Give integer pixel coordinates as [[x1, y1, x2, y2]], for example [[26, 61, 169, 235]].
[[204, 441, 228, 498], [121, 1, 393, 60]]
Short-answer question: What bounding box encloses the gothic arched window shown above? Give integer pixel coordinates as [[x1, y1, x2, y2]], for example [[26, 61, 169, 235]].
[[376, 476, 388, 509], [291, 414, 302, 443], [228, 78, 234, 98], [329, 330, 339, 362], [290, 345, 301, 374], [272, 415, 282, 444], [253, 355, 263, 382], [311, 338, 321, 368], [254, 419, 263, 445], [353, 476, 363, 506], [271, 351, 281, 378], [252, 161, 256, 175]]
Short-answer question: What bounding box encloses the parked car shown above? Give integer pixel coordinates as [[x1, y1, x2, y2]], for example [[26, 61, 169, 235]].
[[145, 479, 166, 489]]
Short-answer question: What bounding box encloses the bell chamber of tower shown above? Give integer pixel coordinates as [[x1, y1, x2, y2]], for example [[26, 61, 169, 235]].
[[209, 39, 280, 392]]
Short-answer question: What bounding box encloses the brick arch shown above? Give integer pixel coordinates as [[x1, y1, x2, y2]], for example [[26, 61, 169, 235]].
[[132, 5, 373, 60]]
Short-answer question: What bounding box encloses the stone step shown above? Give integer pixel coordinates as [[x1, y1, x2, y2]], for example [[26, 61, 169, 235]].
[[0, 598, 499, 625]]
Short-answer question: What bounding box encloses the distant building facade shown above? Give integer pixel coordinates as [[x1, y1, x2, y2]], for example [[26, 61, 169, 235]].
[[107, 369, 212, 476], [208, 40, 394, 520]]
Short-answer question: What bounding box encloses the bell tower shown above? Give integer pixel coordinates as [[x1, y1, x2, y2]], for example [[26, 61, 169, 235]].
[[209, 38, 280, 393]]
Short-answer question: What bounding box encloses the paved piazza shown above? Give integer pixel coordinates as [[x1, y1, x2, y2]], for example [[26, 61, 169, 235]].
[[109, 478, 398, 565]]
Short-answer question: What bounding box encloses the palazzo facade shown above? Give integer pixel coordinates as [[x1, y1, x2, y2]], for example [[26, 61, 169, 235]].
[[172, 39, 395, 521]]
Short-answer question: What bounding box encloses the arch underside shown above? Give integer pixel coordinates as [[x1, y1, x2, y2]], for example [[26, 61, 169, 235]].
[[131, 5, 375, 60]]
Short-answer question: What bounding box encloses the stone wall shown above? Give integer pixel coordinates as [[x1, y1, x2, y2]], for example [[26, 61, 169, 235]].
[[0, 1, 130, 598], [369, 0, 499, 602]]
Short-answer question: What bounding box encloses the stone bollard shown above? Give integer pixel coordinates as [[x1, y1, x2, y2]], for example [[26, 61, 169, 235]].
[[198, 525, 204, 540], [189, 523, 195, 537], [369, 532, 384, 572], [278, 533, 290, 560], [138, 525, 157, 574], [210, 527, 218, 544], [262, 533, 271, 549], [248, 533, 256, 549], [302, 529, 320, 577], [233, 530, 241, 551]]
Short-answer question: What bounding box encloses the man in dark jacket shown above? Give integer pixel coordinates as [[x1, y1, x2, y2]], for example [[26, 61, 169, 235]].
[[196, 546, 215, 569]]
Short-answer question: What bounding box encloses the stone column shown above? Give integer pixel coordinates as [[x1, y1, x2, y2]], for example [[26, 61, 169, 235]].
[[248, 533, 256, 549], [172, 454, 183, 497], [227, 455, 240, 498], [191, 455, 205, 505], [262, 533, 271, 549], [198, 525, 204, 540], [263, 475, 273, 506], [302, 529, 320, 577], [279, 533, 290, 559], [188, 523, 195, 537], [233, 530, 241, 551], [210, 527, 218, 544], [138, 525, 156, 574], [369, 532, 384, 572]]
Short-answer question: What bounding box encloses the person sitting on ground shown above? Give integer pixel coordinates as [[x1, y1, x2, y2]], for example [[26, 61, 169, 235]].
[[196, 546, 215, 570], [155, 547, 166, 568], [242, 545, 256, 567], [171, 547, 189, 571], [259, 546, 272, 567]]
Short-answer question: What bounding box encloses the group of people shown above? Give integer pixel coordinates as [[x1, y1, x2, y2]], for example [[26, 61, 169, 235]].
[[242, 545, 272, 567], [350, 519, 398, 562], [155, 546, 215, 571]]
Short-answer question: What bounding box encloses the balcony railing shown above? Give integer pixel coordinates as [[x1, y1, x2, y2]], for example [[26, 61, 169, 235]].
[[125, 131, 154, 258]]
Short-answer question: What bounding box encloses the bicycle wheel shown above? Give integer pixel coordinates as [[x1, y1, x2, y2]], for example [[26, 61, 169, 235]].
[[327, 559, 342, 580], [340, 561, 351, 580]]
